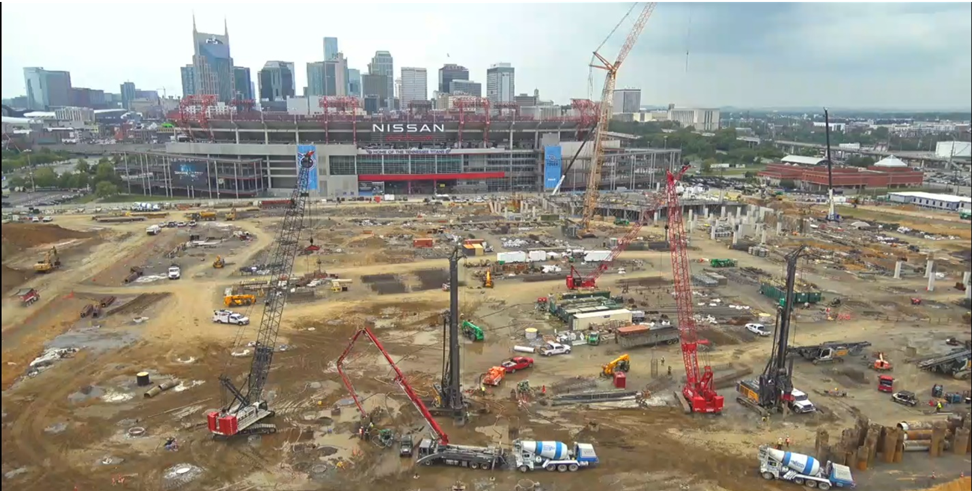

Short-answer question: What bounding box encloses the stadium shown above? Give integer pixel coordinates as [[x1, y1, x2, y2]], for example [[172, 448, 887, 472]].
[[118, 97, 682, 198]]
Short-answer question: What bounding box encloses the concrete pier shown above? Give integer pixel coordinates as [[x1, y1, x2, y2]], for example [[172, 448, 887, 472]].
[[776, 221, 783, 236], [964, 271, 971, 286], [894, 261, 903, 279], [927, 273, 936, 292], [721, 205, 727, 218], [925, 260, 934, 279], [732, 231, 739, 246]]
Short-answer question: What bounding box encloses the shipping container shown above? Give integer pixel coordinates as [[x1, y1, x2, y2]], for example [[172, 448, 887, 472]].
[[584, 250, 612, 262], [413, 238, 435, 248], [759, 283, 823, 304], [616, 324, 679, 349]]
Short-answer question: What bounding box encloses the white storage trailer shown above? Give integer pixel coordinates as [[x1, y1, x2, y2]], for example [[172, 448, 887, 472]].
[[570, 309, 632, 331]]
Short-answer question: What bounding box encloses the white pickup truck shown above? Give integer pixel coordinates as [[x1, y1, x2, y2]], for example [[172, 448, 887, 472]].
[[539, 341, 571, 356], [213, 309, 249, 326]]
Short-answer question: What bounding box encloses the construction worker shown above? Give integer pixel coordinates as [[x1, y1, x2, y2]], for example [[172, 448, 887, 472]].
[[667, 365, 672, 377], [480, 384, 486, 397], [936, 401, 943, 413], [776, 437, 784, 450], [785, 435, 791, 448], [660, 356, 666, 365]]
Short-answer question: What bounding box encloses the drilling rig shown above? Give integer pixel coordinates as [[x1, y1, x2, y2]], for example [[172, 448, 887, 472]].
[[207, 150, 315, 437], [433, 245, 468, 421]]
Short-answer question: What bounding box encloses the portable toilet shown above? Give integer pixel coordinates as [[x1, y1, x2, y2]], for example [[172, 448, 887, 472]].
[[613, 371, 627, 389]]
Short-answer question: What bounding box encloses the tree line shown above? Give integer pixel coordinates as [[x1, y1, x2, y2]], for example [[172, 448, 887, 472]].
[[4, 155, 123, 199]]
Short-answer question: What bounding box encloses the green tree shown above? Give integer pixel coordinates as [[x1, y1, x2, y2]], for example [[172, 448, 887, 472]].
[[75, 159, 90, 174], [94, 161, 118, 184], [95, 181, 119, 198], [845, 156, 876, 167], [701, 161, 713, 174], [32, 167, 58, 188], [75, 172, 90, 190], [57, 172, 77, 190]]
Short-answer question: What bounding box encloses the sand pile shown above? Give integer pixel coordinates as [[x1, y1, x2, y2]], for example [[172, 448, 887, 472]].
[[922, 477, 971, 491], [1, 223, 93, 260], [1, 265, 32, 295]]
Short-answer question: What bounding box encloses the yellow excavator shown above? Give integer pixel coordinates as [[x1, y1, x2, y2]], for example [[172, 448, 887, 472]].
[[601, 354, 631, 377], [224, 294, 255, 307], [34, 246, 61, 273], [483, 270, 493, 288], [224, 207, 237, 221], [213, 256, 225, 269]]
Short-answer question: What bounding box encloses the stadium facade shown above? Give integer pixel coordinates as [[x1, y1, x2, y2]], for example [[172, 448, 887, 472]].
[[123, 110, 681, 198]]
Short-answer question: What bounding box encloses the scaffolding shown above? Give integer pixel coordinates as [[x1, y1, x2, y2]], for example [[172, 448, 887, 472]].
[[319, 96, 359, 145], [178, 95, 217, 142], [453, 96, 491, 148]]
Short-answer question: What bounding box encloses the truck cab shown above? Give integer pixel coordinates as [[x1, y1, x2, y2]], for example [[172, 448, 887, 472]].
[[788, 388, 816, 414]]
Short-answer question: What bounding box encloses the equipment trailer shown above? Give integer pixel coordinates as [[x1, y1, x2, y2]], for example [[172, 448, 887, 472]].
[[790, 341, 871, 364], [918, 348, 972, 379]]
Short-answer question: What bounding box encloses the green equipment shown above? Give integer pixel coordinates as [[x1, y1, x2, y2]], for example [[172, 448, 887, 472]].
[[614, 218, 631, 226], [461, 321, 485, 341], [587, 331, 601, 346], [710, 259, 737, 268]]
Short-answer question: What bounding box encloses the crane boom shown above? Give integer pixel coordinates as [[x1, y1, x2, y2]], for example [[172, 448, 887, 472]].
[[338, 327, 450, 445], [665, 166, 724, 413], [580, 3, 657, 235], [207, 150, 316, 437]]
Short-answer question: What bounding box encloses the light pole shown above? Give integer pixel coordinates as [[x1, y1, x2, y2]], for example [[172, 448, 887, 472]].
[[24, 149, 36, 193]]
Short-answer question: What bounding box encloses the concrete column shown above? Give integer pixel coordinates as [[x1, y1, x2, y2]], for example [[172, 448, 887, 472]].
[[925, 260, 934, 279], [736, 207, 743, 219], [710, 225, 717, 240], [720, 205, 726, 218], [688, 208, 694, 222], [893, 261, 902, 279], [760, 229, 767, 244], [963, 271, 971, 286], [927, 273, 936, 292], [966, 284, 971, 301], [704, 207, 710, 218], [776, 221, 783, 236], [689, 219, 695, 232], [732, 231, 739, 246], [653, 210, 660, 222]]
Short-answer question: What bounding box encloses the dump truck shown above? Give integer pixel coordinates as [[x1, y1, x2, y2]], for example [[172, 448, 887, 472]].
[[758, 445, 854, 489], [512, 440, 598, 473]]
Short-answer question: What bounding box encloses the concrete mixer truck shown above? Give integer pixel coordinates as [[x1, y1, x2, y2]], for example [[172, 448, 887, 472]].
[[512, 440, 598, 472], [757, 445, 855, 489]]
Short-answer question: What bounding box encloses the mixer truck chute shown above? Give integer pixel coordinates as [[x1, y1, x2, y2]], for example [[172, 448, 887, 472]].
[[758, 445, 854, 489], [513, 440, 598, 473]]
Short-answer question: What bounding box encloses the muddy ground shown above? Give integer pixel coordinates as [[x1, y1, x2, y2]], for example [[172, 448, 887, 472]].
[[2, 201, 970, 491]]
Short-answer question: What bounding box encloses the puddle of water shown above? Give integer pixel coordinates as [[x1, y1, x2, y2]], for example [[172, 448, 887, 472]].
[[44, 422, 68, 434], [68, 385, 105, 403]]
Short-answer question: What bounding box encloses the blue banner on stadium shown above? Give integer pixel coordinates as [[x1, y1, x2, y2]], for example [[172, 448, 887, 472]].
[[543, 145, 563, 190], [296, 144, 319, 191]]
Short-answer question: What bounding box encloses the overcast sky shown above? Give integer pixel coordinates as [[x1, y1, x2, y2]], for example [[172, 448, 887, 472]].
[[2, 2, 970, 110]]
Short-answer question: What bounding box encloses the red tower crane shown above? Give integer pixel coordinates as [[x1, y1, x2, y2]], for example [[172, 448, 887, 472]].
[[336, 326, 450, 445], [665, 167, 725, 414]]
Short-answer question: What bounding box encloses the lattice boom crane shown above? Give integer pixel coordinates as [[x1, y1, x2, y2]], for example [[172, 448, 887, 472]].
[[580, 2, 657, 236], [665, 166, 725, 414], [207, 150, 316, 437]]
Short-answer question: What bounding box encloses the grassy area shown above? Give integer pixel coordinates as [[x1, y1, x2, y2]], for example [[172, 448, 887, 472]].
[[701, 164, 766, 177], [63, 194, 181, 205]]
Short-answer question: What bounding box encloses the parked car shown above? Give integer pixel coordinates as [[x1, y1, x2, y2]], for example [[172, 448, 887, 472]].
[[891, 391, 919, 407], [41, 216, 54, 222], [539, 342, 571, 357], [213, 310, 249, 325], [746, 323, 771, 337], [501, 356, 534, 373], [167, 266, 181, 280]]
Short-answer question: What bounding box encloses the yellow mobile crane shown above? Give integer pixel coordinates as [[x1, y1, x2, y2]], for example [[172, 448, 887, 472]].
[[578, 3, 657, 237]]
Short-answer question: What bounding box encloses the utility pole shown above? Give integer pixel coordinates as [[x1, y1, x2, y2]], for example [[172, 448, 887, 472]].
[[823, 109, 839, 222]]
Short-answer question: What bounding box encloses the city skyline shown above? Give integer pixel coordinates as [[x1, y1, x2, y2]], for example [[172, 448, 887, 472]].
[[2, 3, 971, 110]]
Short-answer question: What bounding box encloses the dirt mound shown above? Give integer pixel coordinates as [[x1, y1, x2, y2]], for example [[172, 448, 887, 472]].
[[1, 265, 32, 295], [1, 223, 94, 260], [922, 477, 971, 491]]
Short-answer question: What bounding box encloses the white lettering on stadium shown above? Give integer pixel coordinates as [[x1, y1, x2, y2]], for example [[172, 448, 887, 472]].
[[371, 123, 446, 133]]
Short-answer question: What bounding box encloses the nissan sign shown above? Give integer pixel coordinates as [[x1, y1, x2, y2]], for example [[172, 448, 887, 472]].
[[372, 123, 446, 133]]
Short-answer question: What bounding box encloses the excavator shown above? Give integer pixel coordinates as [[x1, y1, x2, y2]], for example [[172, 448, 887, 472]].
[[224, 207, 237, 221], [224, 294, 256, 307], [34, 246, 61, 274], [601, 354, 631, 377], [871, 352, 893, 372], [213, 256, 226, 269]]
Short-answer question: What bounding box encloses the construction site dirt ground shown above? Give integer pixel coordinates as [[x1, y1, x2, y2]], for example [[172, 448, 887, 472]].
[[2, 200, 970, 491]]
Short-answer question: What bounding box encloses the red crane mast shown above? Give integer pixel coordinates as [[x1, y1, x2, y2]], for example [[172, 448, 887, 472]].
[[665, 166, 725, 414], [336, 327, 450, 445]]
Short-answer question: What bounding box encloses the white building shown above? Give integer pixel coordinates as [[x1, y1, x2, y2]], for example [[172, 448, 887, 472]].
[[612, 89, 641, 114], [486, 63, 515, 104], [781, 155, 825, 166], [888, 191, 971, 211], [668, 107, 720, 131], [935, 141, 972, 159], [54, 106, 95, 124], [400, 67, 428, 109]]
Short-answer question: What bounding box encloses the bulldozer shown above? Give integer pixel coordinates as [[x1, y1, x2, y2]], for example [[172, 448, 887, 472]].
[[213, 256, 226, 269], [601, 354, 631, 377], [34, 246, 61, 274], [224, 294, 255, 307]]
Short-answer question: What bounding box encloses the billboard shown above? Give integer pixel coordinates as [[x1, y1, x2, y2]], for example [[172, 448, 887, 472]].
[[170, 159, 210, 187], [358, 181, 385, 197], [543, 145, 563, 190], [296, 144, 319, 191]]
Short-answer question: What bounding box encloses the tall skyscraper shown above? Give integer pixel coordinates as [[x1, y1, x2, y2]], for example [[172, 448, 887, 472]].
[[486, 63, 515, 104], [307, 62, 325, 96], [258, 61, 295, 102], [190, 16, 235, 102], [400, 67, 427, 109], [23, 67, 72, 110], [323, 37, 339, 61], [233, 67, 253, 100], [368, 51, 394, 110], [438, 64, 469, 94], [347, 69, 362, 98], [612, 88, 641, 114], [324, 54, 348, 96], [180, 65, 196, 97], [120, 82, 136, 110], [362, 73, 389, 112], [449, 80, 481, 97]]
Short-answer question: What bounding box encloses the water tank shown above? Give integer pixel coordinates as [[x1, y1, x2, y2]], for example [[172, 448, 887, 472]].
[[768, 448, 820, 476], [520, 441, 569, 460]]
